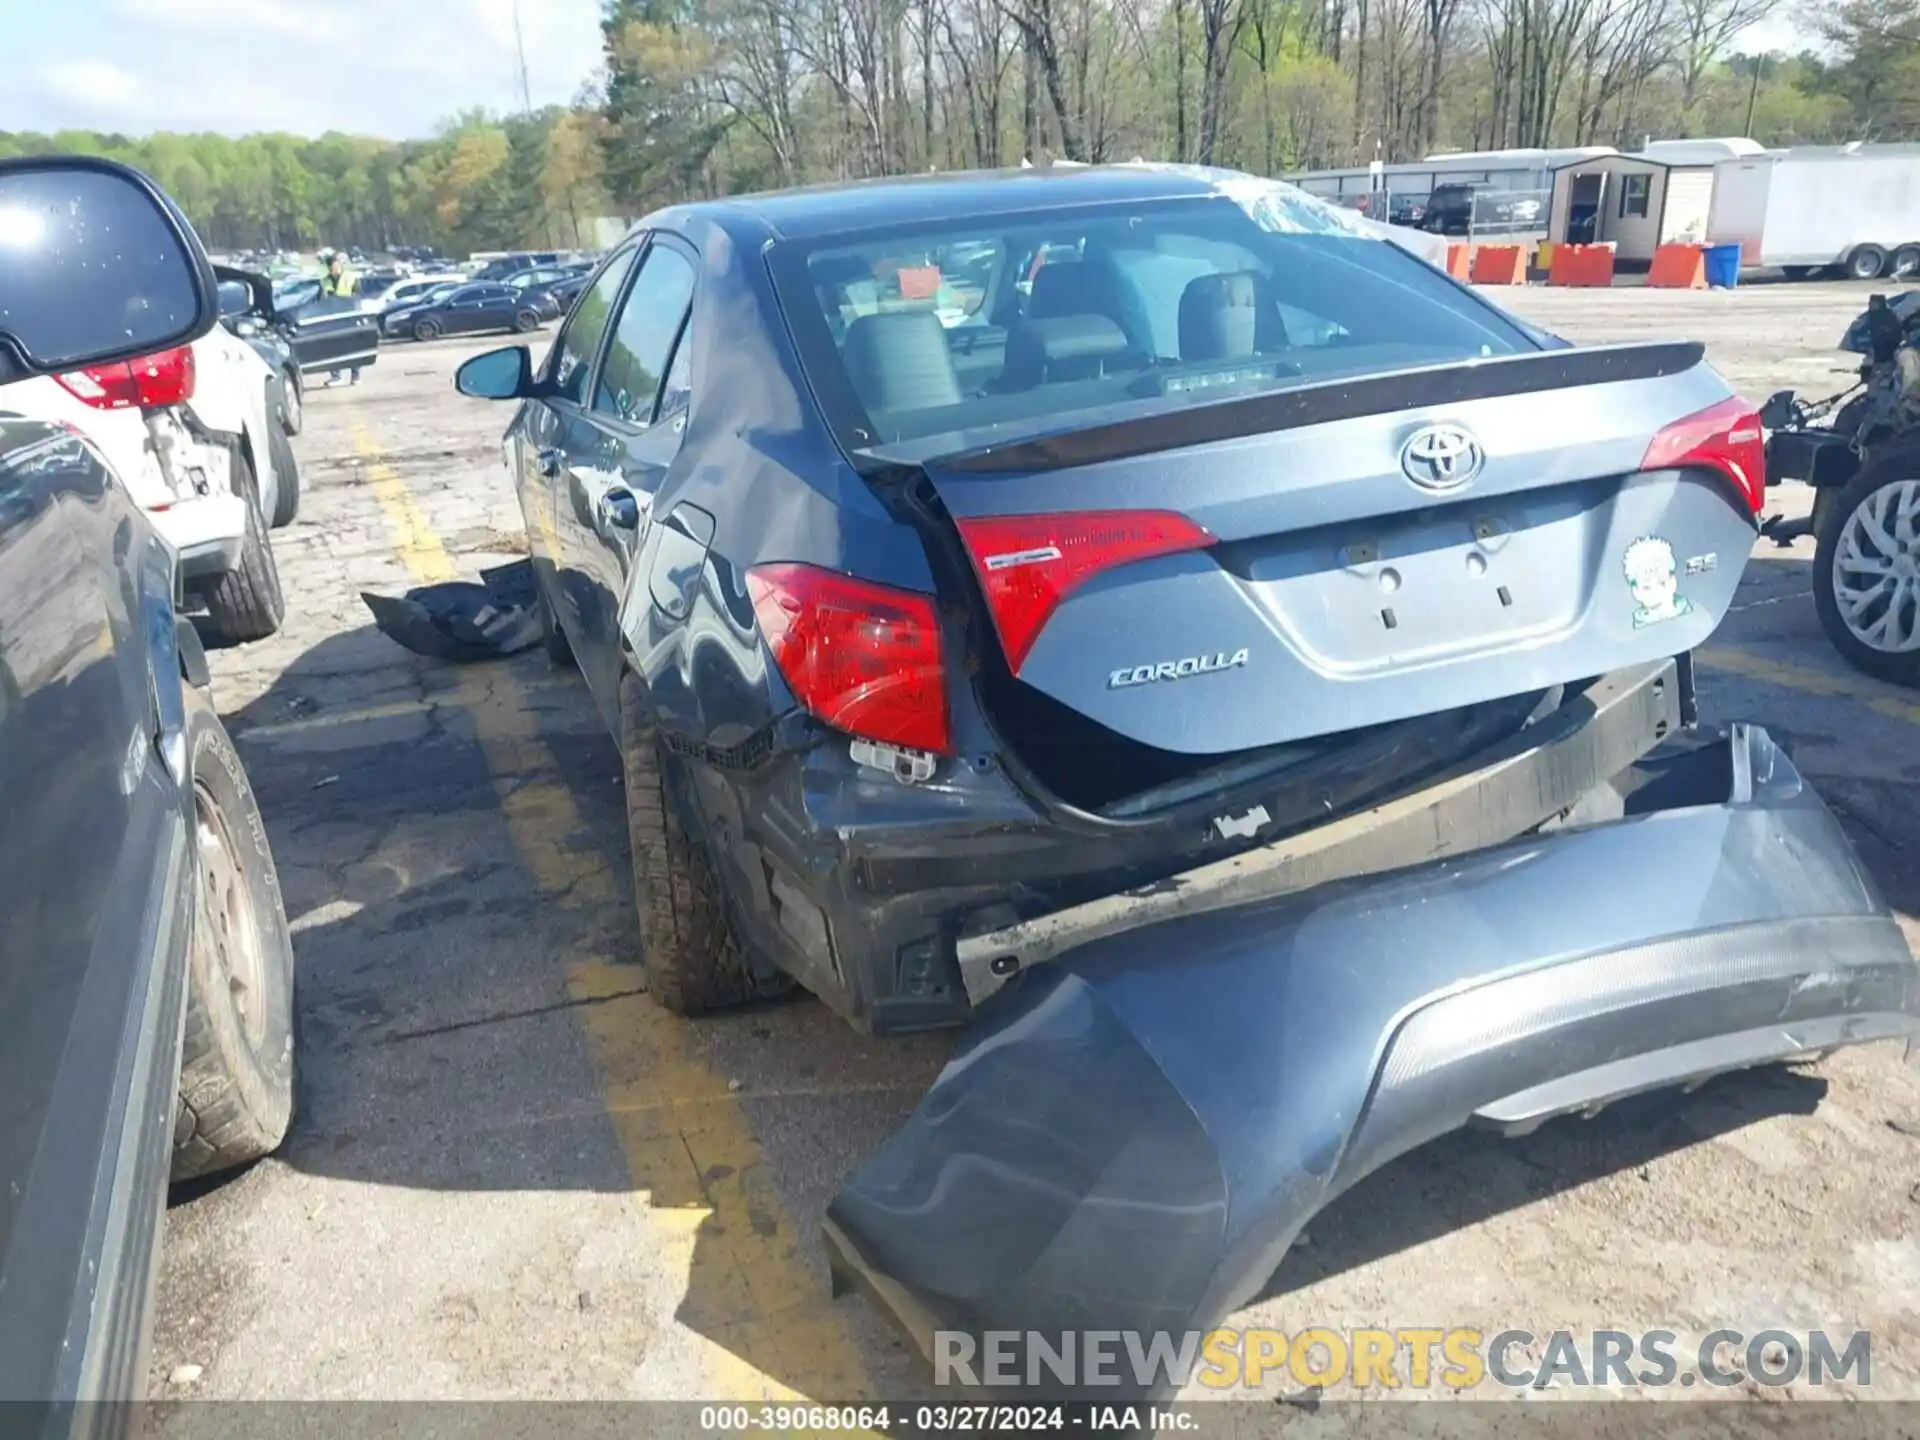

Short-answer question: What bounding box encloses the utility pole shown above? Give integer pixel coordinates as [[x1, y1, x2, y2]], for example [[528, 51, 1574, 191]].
[[1743, 54, 1764, 137], [512, 0, 534, 113]]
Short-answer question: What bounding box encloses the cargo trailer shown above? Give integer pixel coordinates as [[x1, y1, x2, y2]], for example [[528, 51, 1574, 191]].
[[1708, 144, 1920, 280]]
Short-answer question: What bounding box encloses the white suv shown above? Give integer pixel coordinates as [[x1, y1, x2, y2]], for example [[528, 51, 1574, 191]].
[[1, 326, 294, 644]]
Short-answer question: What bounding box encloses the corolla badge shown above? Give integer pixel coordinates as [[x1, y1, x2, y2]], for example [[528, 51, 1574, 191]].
[[1109, 649, 1250, 689], [1400, 423, 1484, 492]]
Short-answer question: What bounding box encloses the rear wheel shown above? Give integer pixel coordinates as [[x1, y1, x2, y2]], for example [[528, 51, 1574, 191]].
[[199, 451, 285, 644], [171, 682, 295, 1181], [1845, 244, 1888, 281], [619, 676, 789, 1014], [413, 316, 442, 341], [1891, 243, 1920, 280], [513, 309, 539, 333], [1813, 452, 1920, 687]]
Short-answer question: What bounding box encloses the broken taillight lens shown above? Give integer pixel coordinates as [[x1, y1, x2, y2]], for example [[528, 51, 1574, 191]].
[[1642, 396, 1765, 513], [746, 562, 951, 755], [956, 510, 1215, 673], [55, 345, 197, 411]]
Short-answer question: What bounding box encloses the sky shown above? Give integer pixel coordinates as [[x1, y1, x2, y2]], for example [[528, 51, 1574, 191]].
[[1, 0, 1809, 142], [2, 0, 607, 138]]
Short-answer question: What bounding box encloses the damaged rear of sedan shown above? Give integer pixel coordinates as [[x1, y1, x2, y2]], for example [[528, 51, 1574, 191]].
[[462, 163, 1919, 1395]]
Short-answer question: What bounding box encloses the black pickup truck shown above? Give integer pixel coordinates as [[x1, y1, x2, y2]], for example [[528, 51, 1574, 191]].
[[0, 156, 296, 1408]]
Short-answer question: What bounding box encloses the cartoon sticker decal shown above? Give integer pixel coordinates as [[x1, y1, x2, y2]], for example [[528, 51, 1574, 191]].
[[1623, 536, 1694, 628]]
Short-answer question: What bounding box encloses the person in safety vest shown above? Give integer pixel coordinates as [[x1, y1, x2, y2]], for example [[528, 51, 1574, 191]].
[[320, 252, 363, 386]]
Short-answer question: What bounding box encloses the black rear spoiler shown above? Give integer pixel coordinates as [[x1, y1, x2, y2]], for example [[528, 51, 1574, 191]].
[[918, 341, 1707, 475]]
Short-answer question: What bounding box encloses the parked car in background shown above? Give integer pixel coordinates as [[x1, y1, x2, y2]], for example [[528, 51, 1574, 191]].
[[511, 266, 593, 318], [471, 250, 564, 282], [0, 152, 297, 1409], [1388, 195, 1428, 227], [368, 273, 469, 315], [217, 263, 379, 435], [386, 282, 544, 341], [1421, 182, 1543, 236]]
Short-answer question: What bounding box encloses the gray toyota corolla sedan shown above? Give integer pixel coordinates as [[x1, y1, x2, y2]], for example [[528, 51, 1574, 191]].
[[454, 163, 1919, 1396]]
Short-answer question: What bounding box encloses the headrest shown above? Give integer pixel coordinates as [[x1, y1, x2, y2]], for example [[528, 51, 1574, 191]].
[[1178, 271, 1261, 360], [1004, 314, 1137, 388], [841, 310, 962, 414], [1027, 259, 1125, 323]]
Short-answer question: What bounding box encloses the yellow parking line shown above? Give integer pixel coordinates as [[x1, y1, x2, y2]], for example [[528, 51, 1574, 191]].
[[349, 424, 872, 1402], [1696, 644, 1920, 727]]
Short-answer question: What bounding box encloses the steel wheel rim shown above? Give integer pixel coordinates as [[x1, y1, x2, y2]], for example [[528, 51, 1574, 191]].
[[194, 779, 269, 1046], [1832, 477, 1920, 654]]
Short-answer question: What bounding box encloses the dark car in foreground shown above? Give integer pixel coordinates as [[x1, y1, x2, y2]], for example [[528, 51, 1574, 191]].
[[0, 156, 296, 1406], [455, 163, 1918, 1396], [386, 282, 543, 341]]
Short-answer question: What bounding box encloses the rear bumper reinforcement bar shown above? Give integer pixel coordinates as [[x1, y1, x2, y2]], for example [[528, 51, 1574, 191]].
[[958, 657, 1684, 1006]]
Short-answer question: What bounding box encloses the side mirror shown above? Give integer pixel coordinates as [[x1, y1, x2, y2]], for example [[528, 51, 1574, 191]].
[[218, 280, 253, 318], [1759, 389, 1798, 431], [0, 156, 216, 380], [456, 345, 535, 400]]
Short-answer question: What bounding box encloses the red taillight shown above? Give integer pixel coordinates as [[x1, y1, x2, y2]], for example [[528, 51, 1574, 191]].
[[1641, 396, 1765, 513], [955, 510, 1215, 673], [746, 562, 951, 754], [55, 345, 196, 410]]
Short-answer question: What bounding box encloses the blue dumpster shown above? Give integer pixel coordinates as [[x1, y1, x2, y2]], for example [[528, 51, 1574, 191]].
[[1703, 243, 1743, 289]]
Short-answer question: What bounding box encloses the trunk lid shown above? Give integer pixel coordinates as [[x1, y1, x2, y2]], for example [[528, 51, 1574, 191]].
[[914, 344, 1758, 756]]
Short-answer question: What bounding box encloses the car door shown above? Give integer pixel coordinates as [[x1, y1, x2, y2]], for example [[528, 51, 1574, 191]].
[[556, 235, 698, 714], [514, 241, 641, 671], [0, 417, 190, 1401]]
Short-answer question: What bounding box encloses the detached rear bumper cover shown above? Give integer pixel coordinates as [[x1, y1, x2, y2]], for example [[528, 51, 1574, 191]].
[[825, 724, 1919, 1401]]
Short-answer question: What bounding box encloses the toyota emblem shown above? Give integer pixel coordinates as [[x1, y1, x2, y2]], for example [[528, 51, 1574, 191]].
[[1400, 424, 1484, 492]]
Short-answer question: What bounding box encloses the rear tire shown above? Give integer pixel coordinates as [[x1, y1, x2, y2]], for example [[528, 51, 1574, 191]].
[[171, 683, 295, 1181], [199, 453, 285, 644], [513, 310, 539, 333], [619, 676, 789, 1014], [1891, 244, 1920, 280], [1845, 244, 1888, 281], [1813, 450, 1920, 688], [413, 316, 442, 341]]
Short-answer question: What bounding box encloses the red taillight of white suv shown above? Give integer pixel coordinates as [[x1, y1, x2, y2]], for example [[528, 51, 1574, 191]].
[[55, 345, 196, 410]]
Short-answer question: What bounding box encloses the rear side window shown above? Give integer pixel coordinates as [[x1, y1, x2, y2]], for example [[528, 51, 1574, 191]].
[[551, 247, 638, 403], [593, 244, 696, 426]]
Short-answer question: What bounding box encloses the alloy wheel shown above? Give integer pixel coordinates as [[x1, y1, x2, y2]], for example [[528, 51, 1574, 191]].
[[1832, 477, 1920, 654]]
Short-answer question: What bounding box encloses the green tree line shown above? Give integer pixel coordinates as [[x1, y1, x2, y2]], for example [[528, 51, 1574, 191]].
[[0, 106, 610, 256]]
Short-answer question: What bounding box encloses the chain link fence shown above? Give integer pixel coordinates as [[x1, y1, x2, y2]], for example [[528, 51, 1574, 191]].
[[1324, 184, 1552, 245]]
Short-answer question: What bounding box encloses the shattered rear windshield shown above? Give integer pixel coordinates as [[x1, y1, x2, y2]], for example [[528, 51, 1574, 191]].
[[766, 176, 1537, 458]]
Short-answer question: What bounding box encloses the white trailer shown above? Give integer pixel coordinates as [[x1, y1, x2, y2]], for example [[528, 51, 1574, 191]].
[[1707, 144, 1920, 280]]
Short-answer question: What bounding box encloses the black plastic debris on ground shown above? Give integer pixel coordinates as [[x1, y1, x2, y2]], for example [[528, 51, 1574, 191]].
[[361, 558, 543, 663]]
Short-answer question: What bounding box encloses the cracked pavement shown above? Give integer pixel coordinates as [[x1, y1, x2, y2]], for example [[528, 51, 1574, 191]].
[[150, 285, 1920, 1407]]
